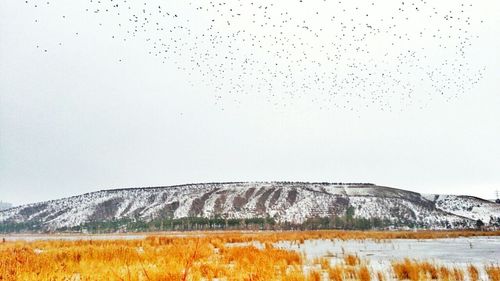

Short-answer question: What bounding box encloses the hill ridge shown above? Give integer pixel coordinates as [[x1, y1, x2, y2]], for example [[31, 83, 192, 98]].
[[1, 182, 498, 232]]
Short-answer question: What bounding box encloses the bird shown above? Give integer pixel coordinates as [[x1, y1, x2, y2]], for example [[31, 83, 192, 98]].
[[23, 0, 486, 111]]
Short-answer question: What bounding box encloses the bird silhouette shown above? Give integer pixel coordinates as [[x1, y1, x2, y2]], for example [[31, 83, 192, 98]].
[[24, 0, 485, 111]]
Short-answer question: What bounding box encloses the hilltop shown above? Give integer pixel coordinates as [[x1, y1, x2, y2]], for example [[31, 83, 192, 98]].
[[1, 182, 498, 233]]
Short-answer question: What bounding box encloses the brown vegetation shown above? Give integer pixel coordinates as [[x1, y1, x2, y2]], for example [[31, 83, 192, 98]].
[[392, 259, 472, 281], [468, 265, 479, 281], [144, 229, 500, 243], [486, 265, 500, 281], [0, 230, 498, 281]]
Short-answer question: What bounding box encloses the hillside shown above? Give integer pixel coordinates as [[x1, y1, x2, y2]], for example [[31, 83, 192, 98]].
[[0, 182, 499, 232]]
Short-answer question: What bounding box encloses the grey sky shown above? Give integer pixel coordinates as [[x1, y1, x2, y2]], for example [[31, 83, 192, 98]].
[[1, 0, 499, 205]]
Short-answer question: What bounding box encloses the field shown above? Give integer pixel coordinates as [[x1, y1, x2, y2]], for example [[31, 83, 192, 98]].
[[1, 230, 499, 281]]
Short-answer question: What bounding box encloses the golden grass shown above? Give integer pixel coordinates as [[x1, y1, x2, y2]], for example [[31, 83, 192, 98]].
[[468, 265, 479, 281], [327, 265, 344, 281], [392, 259, 470, 281], [306, 269, 322, 281], [452, 268, 464, 281], [312, 257, 331, 270], [344, 254, 360, 266], [0, 230, 498, 281], [376, 271, 385, 281], [486, 265, 500, 281], [392, 259, 420, 281], [357, 265, 371, 281], [0, 238, 305, 280], [135, 229, 500, 243]]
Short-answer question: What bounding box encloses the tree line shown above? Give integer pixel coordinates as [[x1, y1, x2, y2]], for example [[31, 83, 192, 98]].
[[1, 207, 498, 233]]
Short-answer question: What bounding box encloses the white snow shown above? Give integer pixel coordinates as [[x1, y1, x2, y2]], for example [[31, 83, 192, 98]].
[[1, 182, 498, 230]]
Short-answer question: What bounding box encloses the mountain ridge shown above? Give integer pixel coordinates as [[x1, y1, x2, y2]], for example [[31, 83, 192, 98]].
[[1, 182, 499, 232]]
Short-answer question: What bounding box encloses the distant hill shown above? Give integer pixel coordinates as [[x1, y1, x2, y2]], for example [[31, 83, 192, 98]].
[[0, 201, 13, 211], [1, 182, 499, 233]]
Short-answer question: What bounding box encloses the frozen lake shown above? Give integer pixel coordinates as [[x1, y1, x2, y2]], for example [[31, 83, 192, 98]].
[[226, 236, 499, 279], [3, 234, 499, 279], [4, 234, 499, 267], [275, 236, 500, 265], [4, 233, 500, 265], [273, 236, 500, 280]]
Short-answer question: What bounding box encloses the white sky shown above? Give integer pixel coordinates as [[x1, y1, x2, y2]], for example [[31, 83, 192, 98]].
[[1, 0, 499, 205]]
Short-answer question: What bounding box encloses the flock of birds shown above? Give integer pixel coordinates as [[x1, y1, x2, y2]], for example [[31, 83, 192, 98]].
[[23, 0, 485, 111]]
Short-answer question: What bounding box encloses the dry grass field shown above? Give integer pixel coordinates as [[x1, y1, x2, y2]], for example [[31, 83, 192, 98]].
[[1, 230, 499, 281]]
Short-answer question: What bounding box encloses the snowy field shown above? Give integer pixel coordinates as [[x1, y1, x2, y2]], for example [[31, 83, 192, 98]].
[[274, 237, 500, 280], [276, 236, 500, 265], [2, 233, 499, 280], [224, 236, 500, 280], [5, 234, 499, 266]]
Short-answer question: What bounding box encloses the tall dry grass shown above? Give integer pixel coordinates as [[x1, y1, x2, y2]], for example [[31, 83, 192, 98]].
[[140, 229, 500, 244], [468, 265, 480, 281], [486, 265, 500, 281], [1, 230, 499, 281], [0, 236, 306, 281]]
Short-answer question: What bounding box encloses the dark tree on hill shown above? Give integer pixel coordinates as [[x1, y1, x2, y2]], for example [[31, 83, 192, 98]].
[[475, 219, 484, 229]]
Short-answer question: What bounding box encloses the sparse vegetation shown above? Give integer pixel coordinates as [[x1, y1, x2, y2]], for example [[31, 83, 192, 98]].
[[391, 258, 473, 281], [486, 265, 500, 281], [468, 264, 480, 281], [0, 230, 499, 280]]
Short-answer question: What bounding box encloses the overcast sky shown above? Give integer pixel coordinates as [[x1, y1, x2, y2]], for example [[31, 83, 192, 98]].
[[1, 0, 499, 205]]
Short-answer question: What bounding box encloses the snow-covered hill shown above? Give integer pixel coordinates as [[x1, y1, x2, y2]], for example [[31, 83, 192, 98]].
[[424, 194, 500, 225], [1, 182, 498, 231]]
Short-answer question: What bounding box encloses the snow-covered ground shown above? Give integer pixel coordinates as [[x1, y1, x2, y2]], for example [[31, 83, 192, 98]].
[[276, 236, 500, 264], [3, 233, 499, 279], [275, 236, 500, 280]]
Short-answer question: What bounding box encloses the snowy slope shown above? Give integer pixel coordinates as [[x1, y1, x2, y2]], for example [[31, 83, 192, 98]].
[[0, 182, 498, 231], [425, 194, 500, 225]]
